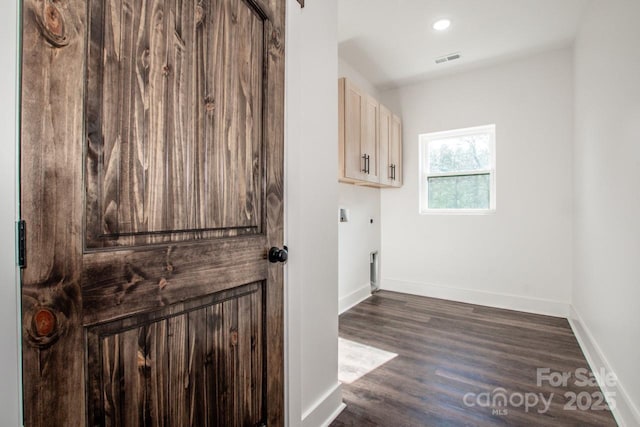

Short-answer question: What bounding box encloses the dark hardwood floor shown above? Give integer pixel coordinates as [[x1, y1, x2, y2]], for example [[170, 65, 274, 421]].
[[332, 291, 617, 427]]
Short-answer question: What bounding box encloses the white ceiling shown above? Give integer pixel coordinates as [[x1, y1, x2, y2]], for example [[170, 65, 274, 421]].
[[338, 0, 589, 89]]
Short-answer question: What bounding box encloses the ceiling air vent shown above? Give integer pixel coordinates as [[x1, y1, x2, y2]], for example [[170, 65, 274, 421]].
[[435, 52, 461, 64]]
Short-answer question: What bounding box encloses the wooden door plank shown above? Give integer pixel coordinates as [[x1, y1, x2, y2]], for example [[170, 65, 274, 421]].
[[165, 0, 194, 232], [20, 0, 86, 424], [114, 0, 140, 235], [187, 307, 208, 427], [238, 293, 253, 425], [143, 0, 170, 234], [126, 0, 150, 233], [224, 298, 239, 427], [146, 320, 169, 426], [206, 0, 265, 232], [101, 334, 121, 427], [100, 0, 124, 235], [120, 327, 146, 427], [251, 286, 265, 424], [205, 302, 221, 426], [234, 0, 264, 232], [208, 0, 238, 230], [101, 327, 148, 426], [191, 0, 208, 232], [82, 236, 267, 324], [264, 1, 286, 424], [86, 282, 259, 334], [167, 314, 189, 426]]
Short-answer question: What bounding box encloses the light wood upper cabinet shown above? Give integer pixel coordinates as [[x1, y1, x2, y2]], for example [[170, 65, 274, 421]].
[[363, 94, 380, 182], [379, 104, 392, 186], [339, 78, 364, 182], [339, 78, 402, 187], [339, 78, 378, 184], [379, 103, 403, 187], [389, 113, 403, 187]]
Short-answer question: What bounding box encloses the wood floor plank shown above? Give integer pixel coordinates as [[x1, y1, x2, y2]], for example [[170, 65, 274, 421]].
[[333, 291, 617, 427]]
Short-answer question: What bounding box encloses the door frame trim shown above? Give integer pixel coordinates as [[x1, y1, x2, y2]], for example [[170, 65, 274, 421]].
[[283, 3, 300, 425], [2, 0, 23, 425]]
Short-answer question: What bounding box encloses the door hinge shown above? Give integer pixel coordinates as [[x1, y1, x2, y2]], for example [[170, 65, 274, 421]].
[[16, 220, 26, 269]]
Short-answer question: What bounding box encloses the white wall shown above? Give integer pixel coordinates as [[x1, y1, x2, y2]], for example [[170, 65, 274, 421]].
[[337, 58, 382, 313], [0, 0, 22, 425], [572, 1, 640, 424], [286, 1, 344, 426], [379, 48, 574, 316], [337, 184, 379, 312], [339, 57, 381, 99]]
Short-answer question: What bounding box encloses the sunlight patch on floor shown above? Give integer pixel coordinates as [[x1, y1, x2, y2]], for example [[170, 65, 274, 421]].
[[338, 337, 398, 384]]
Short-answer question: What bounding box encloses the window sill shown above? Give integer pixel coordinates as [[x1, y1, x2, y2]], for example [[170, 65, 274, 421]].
[[419, 209, 496, 215]]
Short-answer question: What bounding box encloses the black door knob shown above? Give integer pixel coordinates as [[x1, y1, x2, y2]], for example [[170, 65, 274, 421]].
[[268, 246, 288, 263]]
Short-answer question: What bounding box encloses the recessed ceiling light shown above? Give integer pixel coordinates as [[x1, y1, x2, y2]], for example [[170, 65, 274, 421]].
[[433, 19, 451, 31]]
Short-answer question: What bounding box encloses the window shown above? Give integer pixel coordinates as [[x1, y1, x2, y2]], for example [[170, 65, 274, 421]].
[[419, 124, 496, 214]]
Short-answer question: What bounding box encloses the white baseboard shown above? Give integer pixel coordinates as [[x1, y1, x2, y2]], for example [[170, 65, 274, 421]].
[[568, 305, 640, 427], [301, 382, 345, 427], [339, 283, 371, 314], [382, 278, 570, 317]]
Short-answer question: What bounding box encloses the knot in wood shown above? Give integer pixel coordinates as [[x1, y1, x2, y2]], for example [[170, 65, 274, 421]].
[[204, 97, 216, 112], [162, 64, 172, 76], [37, 2, 70, 48], [154, 10, 164, 30], [195, 4, 205, 25], [26, 305, 64, 349], [45, 5, 63, 35], [271, 30, 281, 50], [141, 49, 150, 69], [33, 308, 57, 337]]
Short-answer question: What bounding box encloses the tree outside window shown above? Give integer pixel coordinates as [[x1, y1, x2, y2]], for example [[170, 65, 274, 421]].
[[419, 125, 496, 214]]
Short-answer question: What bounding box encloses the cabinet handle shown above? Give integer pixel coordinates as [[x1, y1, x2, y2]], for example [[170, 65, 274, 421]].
[[366, 155, 370, 174], [362, 154, 370, 174]]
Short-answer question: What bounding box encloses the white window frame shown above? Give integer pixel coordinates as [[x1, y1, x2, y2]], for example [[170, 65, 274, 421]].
[[419, 124, 496, 215]]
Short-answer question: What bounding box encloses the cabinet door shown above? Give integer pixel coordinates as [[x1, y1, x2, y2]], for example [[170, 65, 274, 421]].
[[390, 114, 403, 186], [341, 79, 367, 181], [362, 94, 380, 183], [378, 104, 392, 186]]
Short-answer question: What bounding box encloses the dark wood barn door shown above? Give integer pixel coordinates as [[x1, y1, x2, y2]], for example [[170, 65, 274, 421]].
[[20, 0, 285, 425]]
